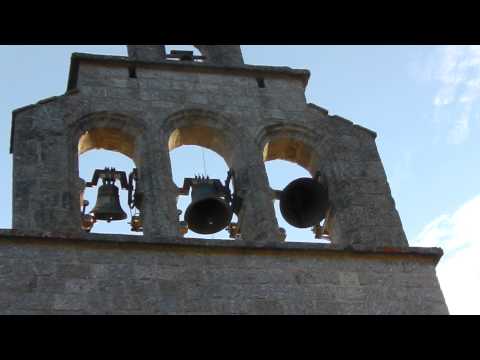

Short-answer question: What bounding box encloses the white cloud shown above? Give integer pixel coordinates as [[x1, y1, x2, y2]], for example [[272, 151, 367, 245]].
[[428, 45, 480, 144], [413, 195, 480, 314]]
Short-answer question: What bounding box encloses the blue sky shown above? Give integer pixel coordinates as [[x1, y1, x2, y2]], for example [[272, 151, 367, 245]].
[[0, 45, 479, 314]]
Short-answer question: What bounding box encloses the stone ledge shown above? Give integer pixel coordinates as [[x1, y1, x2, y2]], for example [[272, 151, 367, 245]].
[[0, 229, 443, 264], [307, 105, 377, 139], [307, 103, 329, 115], [353, 124, 377, 139], [330, 114, 354, 126], [67, 52, 311, 91]]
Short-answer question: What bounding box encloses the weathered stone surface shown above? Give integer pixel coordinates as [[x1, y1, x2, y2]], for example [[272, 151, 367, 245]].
[[0, 234, 449, 314], [126, 45, 244, 66], [127, 45, 166, 62]]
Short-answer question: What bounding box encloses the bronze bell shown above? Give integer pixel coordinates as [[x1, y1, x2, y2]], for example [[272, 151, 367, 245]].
[[184, 177, 233, 235], [279, 175, 329, 229], [86, 167, 130, 223], [90, 183, 127, 222]]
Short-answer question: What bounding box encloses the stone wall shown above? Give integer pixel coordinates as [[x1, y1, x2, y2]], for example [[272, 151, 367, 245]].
[[10, 53, 407, 248], [0, 231, 448, 315], [126, 45, 244, 65]]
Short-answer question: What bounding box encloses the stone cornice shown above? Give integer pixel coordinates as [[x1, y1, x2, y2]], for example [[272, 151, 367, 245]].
[[67, 52, 311, 91], [0, 229, 443, 265]]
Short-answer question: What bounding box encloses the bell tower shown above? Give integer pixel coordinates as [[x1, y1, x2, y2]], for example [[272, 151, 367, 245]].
[[2, 45, 449, 314]]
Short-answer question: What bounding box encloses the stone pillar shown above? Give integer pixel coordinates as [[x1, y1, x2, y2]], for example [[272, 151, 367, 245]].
[[141, 130, 179, 240], [12, 108, 79, 234], [231, 146, 281, 244], [127, 45, 167, 62]]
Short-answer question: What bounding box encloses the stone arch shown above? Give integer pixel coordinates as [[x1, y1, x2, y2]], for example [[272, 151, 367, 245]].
[[162, 108, 243, 238], [72, 111, 147, 164], [257, 122, 334, 177], [68, 111, 149, 233], [163, 108, 249, 167], [257, 122, 336, 242], [161, 108, 279, 242]]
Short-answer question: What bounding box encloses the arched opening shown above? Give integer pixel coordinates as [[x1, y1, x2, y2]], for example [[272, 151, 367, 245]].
[[168, 126, 238, 240], [79, 127, 136, 159], [165, 45, 204, 62], [77, 127, 143, 235], [263, 137, 318, 173], [263, 136, 331, 243], [168, 126, 233, 165]]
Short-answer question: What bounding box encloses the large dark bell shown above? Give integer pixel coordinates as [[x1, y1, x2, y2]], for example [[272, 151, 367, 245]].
[[90, 183, 127, 222], [280, 177, 329, 228], [184, 182, 233, 235]]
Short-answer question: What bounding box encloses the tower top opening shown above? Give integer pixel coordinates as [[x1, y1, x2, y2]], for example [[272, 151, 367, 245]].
[[127, 45, 244, 66]]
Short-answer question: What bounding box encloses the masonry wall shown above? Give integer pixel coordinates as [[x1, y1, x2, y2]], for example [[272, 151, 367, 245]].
[[0, 233, 448, 315], [11, 56, 407, 248]]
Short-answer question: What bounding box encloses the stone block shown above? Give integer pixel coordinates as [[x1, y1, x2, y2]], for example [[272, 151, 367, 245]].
[[53, 294, 88, 311], [65, 279, 98, 293], [57, 264, 92, 279]]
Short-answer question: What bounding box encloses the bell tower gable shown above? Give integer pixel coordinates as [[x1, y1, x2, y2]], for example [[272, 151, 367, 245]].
[[3, 46, 448, 315]]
